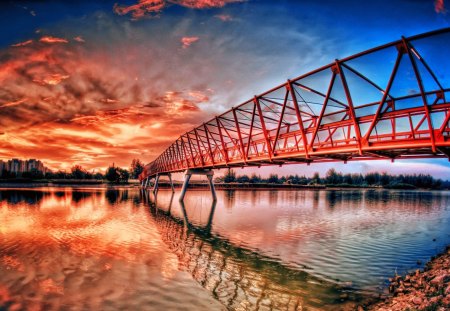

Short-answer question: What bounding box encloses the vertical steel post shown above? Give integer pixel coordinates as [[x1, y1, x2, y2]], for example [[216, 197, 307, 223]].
[[179, 172, 192, 202], [402, 37, 436, 152], [287, 81, 310, 158], [153, 174, 160, 194], [254, 96, 273, 161], [167, 173, 175, 193], [207, 174, 217, 201]]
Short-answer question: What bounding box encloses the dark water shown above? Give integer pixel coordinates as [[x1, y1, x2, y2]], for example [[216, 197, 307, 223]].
[[0, 187, 449, 310]]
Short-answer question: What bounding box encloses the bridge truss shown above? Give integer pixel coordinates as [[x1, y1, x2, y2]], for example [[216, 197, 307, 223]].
[[141, 28, 450, 180]]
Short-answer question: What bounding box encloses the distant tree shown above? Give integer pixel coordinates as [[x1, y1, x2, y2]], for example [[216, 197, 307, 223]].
[[236, 174, 250, 183], [380, 172, 390, 186], [325, 168, 342, 184], [250, 173, 261, 183], [105, 166, 129, 183], [93, 172, 104, 180], [105, 166, 120, 183], [223, 169, 236, 183], [268, 174, 279, 184], [130, 159, 144, 179], [29, 168, 44, 179], [118, 168, 130, 183], [312, 172, 321, 184], [71, 165, 87, 179]]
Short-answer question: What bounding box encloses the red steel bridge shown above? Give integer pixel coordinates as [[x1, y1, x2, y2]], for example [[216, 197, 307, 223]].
[[140, 28, 450, 193]]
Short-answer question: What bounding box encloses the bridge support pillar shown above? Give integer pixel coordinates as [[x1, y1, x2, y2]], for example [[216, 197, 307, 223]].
[[179, 169, 216, 202], [153, 174, 160, 193], [152, 173, 175, 194]]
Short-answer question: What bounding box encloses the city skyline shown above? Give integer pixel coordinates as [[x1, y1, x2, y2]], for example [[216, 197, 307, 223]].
[[0, 158, 50, 175], [1, 1, 450, 177]]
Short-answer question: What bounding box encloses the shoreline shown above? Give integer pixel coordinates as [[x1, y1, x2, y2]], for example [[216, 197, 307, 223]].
[[366, 246, 450, 311], [0, 181, 446, 191]]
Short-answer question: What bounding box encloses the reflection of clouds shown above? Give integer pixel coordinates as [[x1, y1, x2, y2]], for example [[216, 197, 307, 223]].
[[0, 188, 222, 310], [0, 189, 165, 261]]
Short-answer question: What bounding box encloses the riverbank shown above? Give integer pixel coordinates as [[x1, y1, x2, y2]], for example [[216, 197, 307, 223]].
[[366, 246, 450, 311]]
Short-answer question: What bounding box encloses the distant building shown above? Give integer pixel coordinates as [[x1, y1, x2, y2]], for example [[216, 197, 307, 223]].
[[0, 158, 50, 177]]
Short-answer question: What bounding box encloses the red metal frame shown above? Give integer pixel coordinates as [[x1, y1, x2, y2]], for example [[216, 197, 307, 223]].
[[140, 28, 450, 181]]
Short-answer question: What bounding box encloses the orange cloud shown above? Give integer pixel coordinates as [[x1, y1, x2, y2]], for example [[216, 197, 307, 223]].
[[0, 98, 28, 108], [39, 36, 68, 44], [181, 36, 199, 48], [33, 74, 70, 86], [114, 0, 244, 20], [11, 40, 33, 47]]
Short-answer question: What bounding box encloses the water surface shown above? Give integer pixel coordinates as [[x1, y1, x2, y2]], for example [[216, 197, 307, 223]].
[[0, 187, 449, 310]]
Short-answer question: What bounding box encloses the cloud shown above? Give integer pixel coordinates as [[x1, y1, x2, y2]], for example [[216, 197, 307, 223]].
[[73, 36, 85, 43], [214, 14, 233, 21], [181, 36, 199, 48], [435, 0, 446, 13], [11, 40, 33, 47], [0, 98, 28, 108], [113, 0, 244, 20], [33, 73, 70, 86], [0, 5, 345, 171], [39, 36, 68, 44]]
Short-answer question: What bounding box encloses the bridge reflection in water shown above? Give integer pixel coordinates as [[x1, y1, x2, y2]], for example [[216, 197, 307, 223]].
[[142, 189, 367, 310]]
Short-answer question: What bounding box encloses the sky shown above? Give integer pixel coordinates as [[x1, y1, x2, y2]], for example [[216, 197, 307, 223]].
[[1, 0, 450, 177]]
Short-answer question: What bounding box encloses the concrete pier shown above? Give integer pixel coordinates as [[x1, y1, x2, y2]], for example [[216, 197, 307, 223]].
[[179, 169, 216, 202]]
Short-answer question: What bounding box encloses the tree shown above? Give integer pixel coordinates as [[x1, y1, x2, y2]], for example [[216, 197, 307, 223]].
[[223, 169, 236, 183], [325, 168, 342, 184], [312, 172, 321, 184], [71, 165, 87, 179], [118, 168, 130, 183], [236, 174, 250, 183], [130, 159, 144, 179], [268, 174, 279, 184], [105, 166, 120, 183], [250, 174, 261, 183], [105, 166, 129, 183], [93, 172, 104, 180]]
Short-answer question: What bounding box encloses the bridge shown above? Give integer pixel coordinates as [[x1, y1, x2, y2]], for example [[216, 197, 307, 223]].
[[140, 28, 450, 200]]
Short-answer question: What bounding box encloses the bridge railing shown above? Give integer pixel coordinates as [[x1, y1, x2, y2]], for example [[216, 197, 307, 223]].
[[141, 28, 450, 180]]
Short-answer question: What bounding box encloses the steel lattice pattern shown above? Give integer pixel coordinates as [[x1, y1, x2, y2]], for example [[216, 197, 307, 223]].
[[141, 28, 450, 180]]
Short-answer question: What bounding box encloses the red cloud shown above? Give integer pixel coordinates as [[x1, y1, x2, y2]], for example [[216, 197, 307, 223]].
[[435, 0, 446, 13], [73, 36, 85, 43], [172, 0, 243, 9], [113, 0, 166, 20], [114, 0, 244, 20], [215, 14, 233, 21], [39, 36, 68, 44], [181, 36, 199, 48]]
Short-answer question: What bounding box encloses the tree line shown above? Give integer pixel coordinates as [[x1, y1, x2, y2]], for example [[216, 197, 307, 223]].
[[0, 159, 145, 184], [215, 168, 445, 189]]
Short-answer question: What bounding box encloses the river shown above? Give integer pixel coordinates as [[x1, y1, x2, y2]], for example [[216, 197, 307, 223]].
[[0, 187, 449, 310]]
